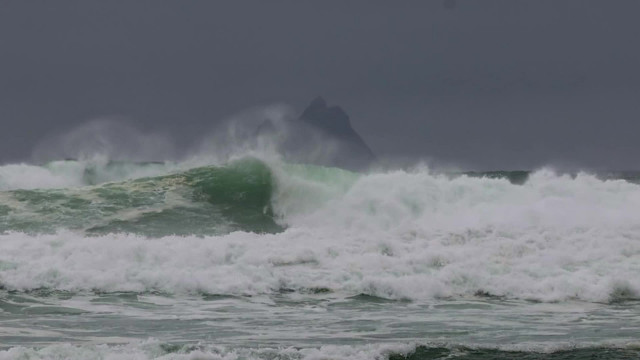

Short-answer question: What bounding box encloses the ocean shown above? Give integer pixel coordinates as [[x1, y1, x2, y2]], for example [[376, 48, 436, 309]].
[[0, 157, 639, 359]]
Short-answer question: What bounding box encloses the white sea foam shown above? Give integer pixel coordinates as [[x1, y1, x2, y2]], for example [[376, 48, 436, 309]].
[[0, 162, 85, 190], [0, 159, 183, 191], [1, 340, 638, 360], [0, 340, 415, 360]]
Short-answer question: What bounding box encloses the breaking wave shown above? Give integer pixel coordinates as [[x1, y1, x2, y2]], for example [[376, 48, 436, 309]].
[[1, 158, 640, 302]]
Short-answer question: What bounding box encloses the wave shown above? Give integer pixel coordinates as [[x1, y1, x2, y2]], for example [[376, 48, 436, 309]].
[[0, 158, 281, 235], [1, 158, 640, 302], [4, 158, 640, 238]]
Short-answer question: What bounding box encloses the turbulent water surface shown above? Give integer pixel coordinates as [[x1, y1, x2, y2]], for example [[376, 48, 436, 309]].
[[1, 158, 639, 359]]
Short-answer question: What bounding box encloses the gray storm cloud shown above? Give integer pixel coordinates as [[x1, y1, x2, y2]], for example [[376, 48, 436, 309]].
[[1, 0, 639, 169]]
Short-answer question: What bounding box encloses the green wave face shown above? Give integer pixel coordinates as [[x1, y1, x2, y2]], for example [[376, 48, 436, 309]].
[[0, 158, 283, 236]]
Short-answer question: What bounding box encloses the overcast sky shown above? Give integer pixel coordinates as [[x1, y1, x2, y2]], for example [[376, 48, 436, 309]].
[[1, 0, 639, 169]]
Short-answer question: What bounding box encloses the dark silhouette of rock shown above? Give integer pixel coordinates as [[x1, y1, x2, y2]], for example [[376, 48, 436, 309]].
[[299, 97, 374, 155], [256, 97, 375, 170]]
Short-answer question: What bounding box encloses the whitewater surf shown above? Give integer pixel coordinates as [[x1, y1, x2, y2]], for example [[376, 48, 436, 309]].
[[1, 157, 639, 359]]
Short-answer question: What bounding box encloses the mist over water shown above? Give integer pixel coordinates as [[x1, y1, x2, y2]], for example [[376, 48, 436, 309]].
[[1, 118, 640, 359], [31, 118, 179, 164]]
